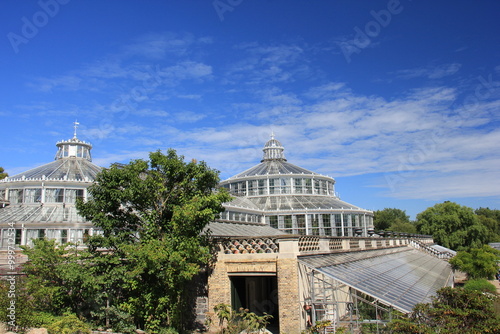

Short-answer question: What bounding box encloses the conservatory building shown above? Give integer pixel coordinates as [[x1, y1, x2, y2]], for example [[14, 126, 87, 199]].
[[0, 131, 102, 247], [218, 135, 374, 237]]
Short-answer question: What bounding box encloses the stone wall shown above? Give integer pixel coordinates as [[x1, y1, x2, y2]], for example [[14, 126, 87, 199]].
[[276, 257, 301, 334]]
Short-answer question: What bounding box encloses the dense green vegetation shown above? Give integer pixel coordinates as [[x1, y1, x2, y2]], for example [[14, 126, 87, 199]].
[[449, 245, 500, 279], [376, 203, 500, 251], [373, 208, 416, 234], [386, 287, 500, 333]]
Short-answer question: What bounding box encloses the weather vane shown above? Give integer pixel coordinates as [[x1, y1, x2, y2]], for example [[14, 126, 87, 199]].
[[73, 120, 79, 139]]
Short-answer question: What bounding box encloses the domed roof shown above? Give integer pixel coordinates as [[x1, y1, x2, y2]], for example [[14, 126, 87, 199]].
[[7, 158, 101, 182], [227, 134, 318, 179], [5, 122, 102, 182]]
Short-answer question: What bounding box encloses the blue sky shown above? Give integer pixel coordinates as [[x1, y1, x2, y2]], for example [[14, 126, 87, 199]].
[[1, 0, 499, 219]]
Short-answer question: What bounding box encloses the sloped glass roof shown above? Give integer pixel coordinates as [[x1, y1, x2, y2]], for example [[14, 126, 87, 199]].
[[229, 160, 318, 179], [246, 195, 366, 211], [4, 130, 101, 182], [7, 158, 101, 182], [299, 247, 453, 313], [0, 205, 88, 223], [205, 221, 287, 237], [224, 196, 262, 211]]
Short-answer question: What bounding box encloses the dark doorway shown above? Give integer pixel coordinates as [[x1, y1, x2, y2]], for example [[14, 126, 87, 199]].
[[230, 275, 279, 328]]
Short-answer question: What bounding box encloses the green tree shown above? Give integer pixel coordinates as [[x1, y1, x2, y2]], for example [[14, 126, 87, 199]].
[[21, 239, 97, 319], [415, 201, 489, 250], [449, 245, 500, 279], [387, 287, 500, 334], [476, 207, 500, 241], [76, 149, 231, 332], [373, 208, 411, 231], [0, 166, 7, 180]]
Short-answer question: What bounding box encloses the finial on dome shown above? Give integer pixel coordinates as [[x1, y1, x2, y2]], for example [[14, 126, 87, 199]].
[[73, 120, 79, 139]]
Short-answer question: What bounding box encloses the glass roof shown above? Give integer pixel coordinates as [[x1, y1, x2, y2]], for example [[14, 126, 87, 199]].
[[6, 158, 101, 182], [0, 205, 88, 224], [4, 130, 101, 182], [229, 160, 318, 179], [299, 247, 453, 313], [205, 221, 287, 237], [246, 195, 366, 212]]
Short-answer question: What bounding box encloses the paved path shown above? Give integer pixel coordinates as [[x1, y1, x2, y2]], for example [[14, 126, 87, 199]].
[[490, 279, 500, 294]]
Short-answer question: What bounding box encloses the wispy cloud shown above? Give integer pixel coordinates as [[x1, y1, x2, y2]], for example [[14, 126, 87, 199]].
[[394, 63, 462, 80]]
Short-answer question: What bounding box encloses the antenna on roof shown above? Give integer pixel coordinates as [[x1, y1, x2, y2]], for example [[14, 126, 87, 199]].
[[73, 120, 79, 139]]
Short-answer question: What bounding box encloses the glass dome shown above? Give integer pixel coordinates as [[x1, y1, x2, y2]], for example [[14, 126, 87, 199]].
[[218, 134, 374, 237], [0, 124, 102, 248]]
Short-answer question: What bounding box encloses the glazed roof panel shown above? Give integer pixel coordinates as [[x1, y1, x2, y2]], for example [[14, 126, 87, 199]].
[[299, 248, 453, 313], [0, 205, 88, 223], [205, 221, 287, 237], [245, 195, 367, 212], [228, 161, 319, 179], [6, 158, 101, 182]]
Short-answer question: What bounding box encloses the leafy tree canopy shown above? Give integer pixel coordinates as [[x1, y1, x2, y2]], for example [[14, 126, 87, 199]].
[[373, 208, 410, 231], [76, 149, 231, 332], [476, 207, 500, 240], [0, 166, 7, 180], [415, 201, 489, 251], [449, 245, 500, 280]]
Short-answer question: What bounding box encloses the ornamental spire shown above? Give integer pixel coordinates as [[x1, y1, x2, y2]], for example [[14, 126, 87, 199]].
[[73, 120, 80, 139]]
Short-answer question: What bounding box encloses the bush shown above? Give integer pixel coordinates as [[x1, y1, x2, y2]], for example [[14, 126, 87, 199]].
[[464, 279, 497, 294], [213, 303, 272, 334], [31, 312, 59, 328], [46, 313, 91, 334]]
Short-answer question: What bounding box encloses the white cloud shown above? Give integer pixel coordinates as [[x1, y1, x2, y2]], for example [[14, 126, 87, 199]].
[[394, 63, 462, 80]]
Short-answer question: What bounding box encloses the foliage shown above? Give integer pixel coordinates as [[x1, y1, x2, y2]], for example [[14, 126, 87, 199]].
[[476, 207, 500, 241], [0, 277, 37, 331], [46, 313, 91, 334], [449, 245, 500, 279], [387, 220, 416, 234], [21, 239, 93, 316], [415, 201, 489, 250], [0, 166, 8, 180], [213, 303, 273, 333], [373, 208, 410, 231], [76, 149, 231, 332], [463, 279, 497, 294], [386, 287, 500, 333]]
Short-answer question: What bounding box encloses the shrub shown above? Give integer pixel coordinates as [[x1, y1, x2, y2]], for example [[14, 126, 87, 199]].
[[464, 279, 497, 294], [46, 313, 91, 334]]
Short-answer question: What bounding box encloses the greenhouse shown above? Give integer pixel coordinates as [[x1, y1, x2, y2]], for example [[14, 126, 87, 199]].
[[0, 124, 102, 247], [219, 134, 374, 236]]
